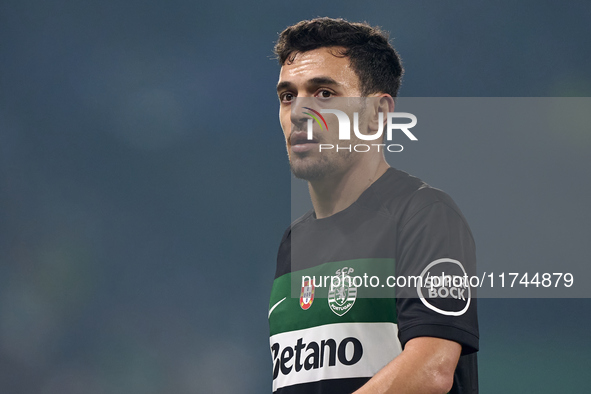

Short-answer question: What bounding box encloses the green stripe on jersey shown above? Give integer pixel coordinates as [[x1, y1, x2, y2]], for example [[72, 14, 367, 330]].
[[269, 258, 398, 337], [287, 258, 397, 299]]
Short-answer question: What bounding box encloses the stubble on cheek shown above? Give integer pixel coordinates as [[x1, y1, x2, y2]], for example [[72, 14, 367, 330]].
[[289, 146, 353, 181], [281, 114, 352, 180]]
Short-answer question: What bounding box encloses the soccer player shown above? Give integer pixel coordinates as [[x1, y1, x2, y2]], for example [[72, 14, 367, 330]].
[[269, 18, 479, 393]]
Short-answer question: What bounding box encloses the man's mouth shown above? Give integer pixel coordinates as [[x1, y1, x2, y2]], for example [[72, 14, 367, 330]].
[[290, 133, 319, 153], [290, 133, 319, 145]]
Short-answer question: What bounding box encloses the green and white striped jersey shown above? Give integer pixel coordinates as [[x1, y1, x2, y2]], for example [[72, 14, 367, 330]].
[[269, 168, 479, 393]]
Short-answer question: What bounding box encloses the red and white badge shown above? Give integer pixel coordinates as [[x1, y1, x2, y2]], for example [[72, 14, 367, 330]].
[[300, 280, 315, 310]]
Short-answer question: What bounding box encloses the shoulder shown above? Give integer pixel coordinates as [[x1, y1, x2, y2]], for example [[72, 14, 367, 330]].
[[361, 167, 455, 216], [361, 168, 471, 232], [276, 208, 314, 250], [401, 185, 466, 227], [281, 209, 314, 239]]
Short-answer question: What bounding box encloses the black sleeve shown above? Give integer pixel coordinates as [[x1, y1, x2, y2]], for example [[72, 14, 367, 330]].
[[395, 189, 479, 355]]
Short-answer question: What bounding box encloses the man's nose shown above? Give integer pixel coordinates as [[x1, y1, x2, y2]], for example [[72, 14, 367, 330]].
[[290, 98, 316, 132]]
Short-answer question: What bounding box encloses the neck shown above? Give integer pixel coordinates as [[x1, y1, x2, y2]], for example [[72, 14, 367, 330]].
[[309, 156, 390, 219]]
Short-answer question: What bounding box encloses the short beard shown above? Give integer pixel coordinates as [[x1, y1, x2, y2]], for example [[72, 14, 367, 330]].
[[289, 151, 350, 181]]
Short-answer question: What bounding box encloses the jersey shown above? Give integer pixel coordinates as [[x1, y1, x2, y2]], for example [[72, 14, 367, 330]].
[[269, 167, 479, 393]]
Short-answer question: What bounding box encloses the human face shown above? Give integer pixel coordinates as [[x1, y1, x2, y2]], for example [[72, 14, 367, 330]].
[[277, 47, 363, 181]]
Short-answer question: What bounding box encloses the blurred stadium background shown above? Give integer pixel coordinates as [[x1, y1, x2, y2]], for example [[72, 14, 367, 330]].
[[1, 0, 590, 392]]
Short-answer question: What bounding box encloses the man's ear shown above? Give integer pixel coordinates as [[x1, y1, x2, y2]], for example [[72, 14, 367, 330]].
[[367, 94, 395, 133]]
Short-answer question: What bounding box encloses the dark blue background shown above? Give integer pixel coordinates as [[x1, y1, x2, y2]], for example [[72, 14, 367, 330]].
[[1, 1, 590, 392]]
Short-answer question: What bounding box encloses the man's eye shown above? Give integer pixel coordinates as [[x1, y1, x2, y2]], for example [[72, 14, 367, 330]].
[[317, 90, 333, 98], [281, 93, 295, 102]]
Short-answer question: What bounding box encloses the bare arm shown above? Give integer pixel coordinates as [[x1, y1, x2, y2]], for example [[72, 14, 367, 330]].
[[353, 337, 462, 394]]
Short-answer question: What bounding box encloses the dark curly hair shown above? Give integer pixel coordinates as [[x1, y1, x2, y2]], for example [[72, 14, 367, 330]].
[[274, 17, 404, 97]]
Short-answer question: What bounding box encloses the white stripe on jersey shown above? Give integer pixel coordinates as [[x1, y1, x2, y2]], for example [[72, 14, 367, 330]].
[[270, 322, 401, 392]]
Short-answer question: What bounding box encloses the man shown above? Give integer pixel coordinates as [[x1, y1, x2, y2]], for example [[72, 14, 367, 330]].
[[269, 18, 478, 393]]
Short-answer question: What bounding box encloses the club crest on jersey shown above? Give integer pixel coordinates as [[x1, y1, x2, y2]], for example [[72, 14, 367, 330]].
[[328, 267, 357, 316], [300, 280, 315, 310]]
